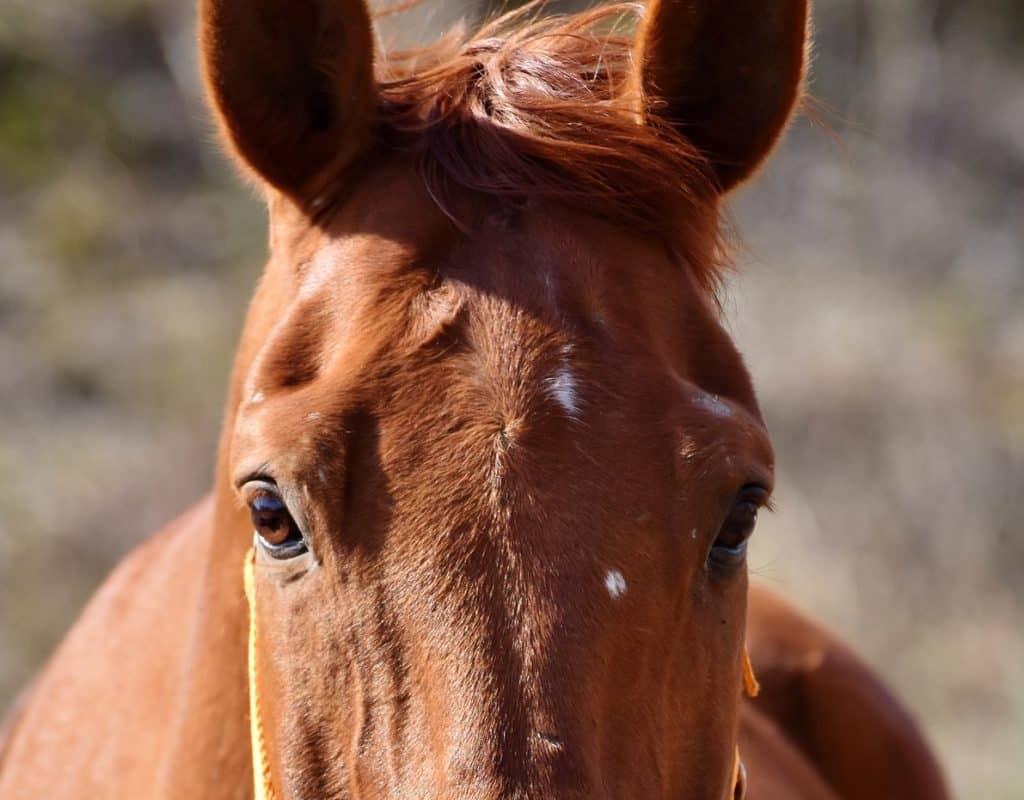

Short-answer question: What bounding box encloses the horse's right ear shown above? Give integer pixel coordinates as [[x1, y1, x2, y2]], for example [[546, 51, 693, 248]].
[[200, 0, 376, 200]]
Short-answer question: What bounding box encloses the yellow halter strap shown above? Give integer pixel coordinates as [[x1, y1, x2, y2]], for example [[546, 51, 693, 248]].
[[244, 549, 277, 800], [245, 549, 757, 800], [731, 645, 759, 800]]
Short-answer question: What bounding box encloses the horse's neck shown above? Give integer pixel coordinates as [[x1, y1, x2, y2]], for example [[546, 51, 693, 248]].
[[100, 371, 258, 795], [153, 488, 253, 797], [0, 490, 254, 799]]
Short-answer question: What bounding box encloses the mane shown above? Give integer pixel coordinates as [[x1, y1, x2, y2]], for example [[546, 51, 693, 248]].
[[375, 3, 728, 293]]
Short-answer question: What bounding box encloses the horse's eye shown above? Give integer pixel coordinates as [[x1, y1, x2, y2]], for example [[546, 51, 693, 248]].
[[709, 487, 767, 571], [249, 490, 306, 559]]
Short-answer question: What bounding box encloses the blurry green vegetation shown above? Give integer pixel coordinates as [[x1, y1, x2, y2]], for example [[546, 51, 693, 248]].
[[1, 0, 1022, 796]]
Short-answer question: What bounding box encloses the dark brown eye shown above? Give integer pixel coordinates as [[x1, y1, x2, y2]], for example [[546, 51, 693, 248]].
[[709, 487, 767, 571], [249, 491, 306, 558]]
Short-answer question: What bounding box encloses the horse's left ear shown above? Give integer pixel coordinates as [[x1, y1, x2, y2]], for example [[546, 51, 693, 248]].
[[632, 0, 810, 192], [200, 0, 376, 201]]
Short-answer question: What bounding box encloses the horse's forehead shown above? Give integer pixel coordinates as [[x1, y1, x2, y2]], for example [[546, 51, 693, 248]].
[[292, 197, 676, 323], [246, 212, 760, 429], [251, 181, 758, 426], [250, 203, 745, 434]]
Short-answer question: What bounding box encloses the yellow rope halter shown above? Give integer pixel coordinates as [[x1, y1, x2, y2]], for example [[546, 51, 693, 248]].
[[244, 549, 757, 800], [244, 549, 277, 800], [732, 645, 759, 799]]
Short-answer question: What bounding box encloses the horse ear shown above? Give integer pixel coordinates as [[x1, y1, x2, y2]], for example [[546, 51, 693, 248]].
[[200, 0, 376, 199], [632, 0, 809, 192]]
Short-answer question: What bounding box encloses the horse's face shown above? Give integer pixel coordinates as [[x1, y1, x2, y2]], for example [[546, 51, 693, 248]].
[[203, 1, 807, 798], [231, 175, 773, 797]]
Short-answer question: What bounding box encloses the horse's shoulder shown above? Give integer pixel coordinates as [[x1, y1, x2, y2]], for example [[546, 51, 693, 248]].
[[740, 701, 841, 800], [92, 493, 216, 608], [746, 583, 950, 800], [0, 496, 216, 799], [0, 678, 34, 780]]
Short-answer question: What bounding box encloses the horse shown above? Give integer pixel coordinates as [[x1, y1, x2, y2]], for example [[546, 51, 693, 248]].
[[0, 0, 950, 798]]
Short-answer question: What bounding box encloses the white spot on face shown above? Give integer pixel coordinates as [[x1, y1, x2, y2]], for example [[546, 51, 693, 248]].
[[547, 367, 580, 418], [546, 346, 581, 419], [693, 391, 732, 418], [690, 527, 698, 540], [306, 411, 322, 421], [604, 569, 627, 599], [249, 389, 265, 404]]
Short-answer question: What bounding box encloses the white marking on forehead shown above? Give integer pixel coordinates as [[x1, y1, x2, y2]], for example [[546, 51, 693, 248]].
[[604, 569, 627, 599], [692, 391, 732, 418], [306, 411, 322, 421], [547, 367, 580, 419], [546, 344, 581, 419], [249, 389, 265, 404]]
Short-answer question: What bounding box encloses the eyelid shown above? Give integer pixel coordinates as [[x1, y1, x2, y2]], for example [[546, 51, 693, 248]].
[[239, 476, 280, 501], [233, 465, 276, 491], [737, 484, 771, 509]]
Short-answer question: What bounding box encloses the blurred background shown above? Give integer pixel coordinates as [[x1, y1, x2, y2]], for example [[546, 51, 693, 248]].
[[1, 0, 1021, 795]]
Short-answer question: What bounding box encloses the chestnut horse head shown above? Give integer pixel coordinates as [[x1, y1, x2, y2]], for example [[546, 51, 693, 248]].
[[201, 0, 807, 797]]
